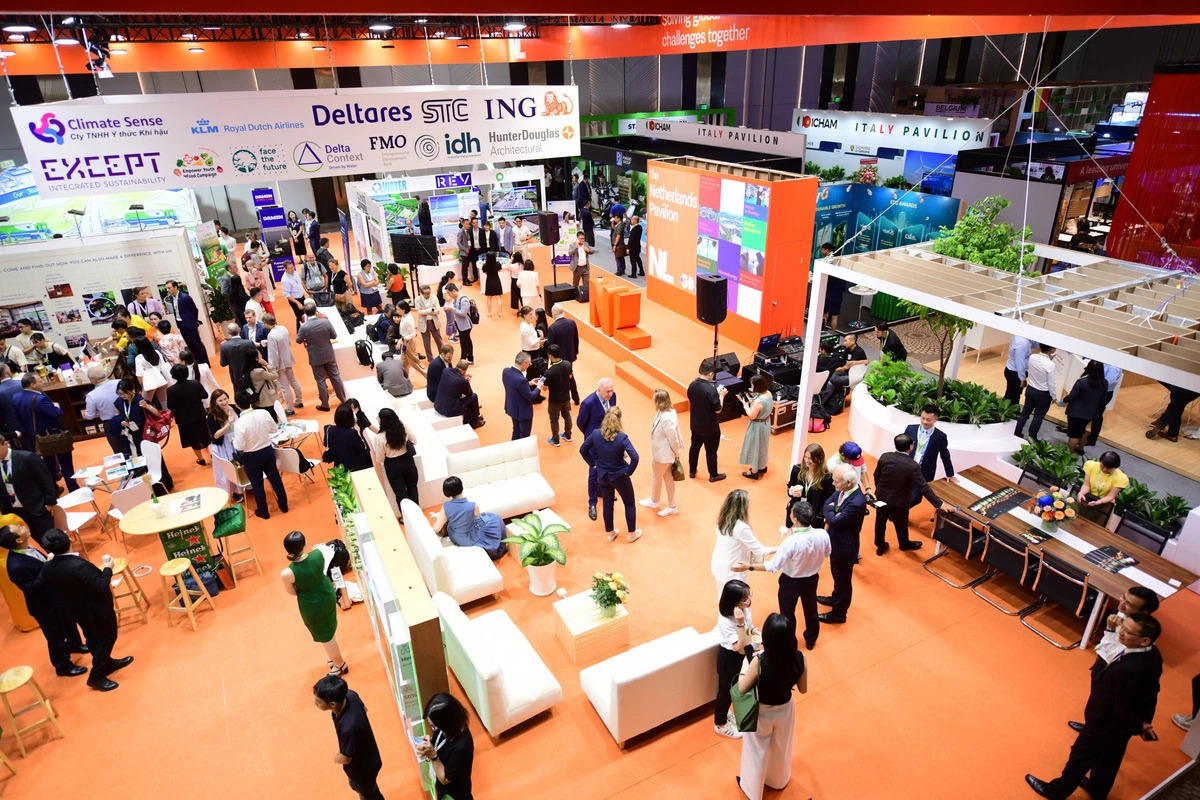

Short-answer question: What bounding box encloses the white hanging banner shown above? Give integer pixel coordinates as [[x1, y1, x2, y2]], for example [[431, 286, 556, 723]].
[[791, 109, 993, 155], [11, 85, 582, 197], [635, 118, 807, 158]]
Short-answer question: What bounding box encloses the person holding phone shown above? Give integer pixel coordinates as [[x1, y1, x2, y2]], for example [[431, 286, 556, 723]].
[[415, 693, 474, 800], [501, 351, 543, 440]]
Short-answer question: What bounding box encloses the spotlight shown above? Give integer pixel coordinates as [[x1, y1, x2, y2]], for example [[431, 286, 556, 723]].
[[110, 47, 126, 54], [503, 21, 527, 31], [181, 31, 196, 40], [201, 25, 222, 30], [312, 44, 327, 51], [445, 33, 462, 40], [414, 18, 428, 23], [61, 16, 77, 25], [111, 33, 125, 41], [298, 30, 310, 38], [611, 22, 631, 29], [188, 46, 204, 53], [432, 31, 445, 38], [2, 24, 37, 33], [0, 50, 15, 59], [456, 42, 468, 48], [369, 22, 392, 32], [7, 34, 24, 41]]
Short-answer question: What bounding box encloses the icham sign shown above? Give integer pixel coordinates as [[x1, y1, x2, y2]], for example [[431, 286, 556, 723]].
[[10, 85, 581, 197]]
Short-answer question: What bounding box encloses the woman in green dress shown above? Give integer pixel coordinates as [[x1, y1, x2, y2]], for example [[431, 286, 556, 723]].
[[280, 531, 346, 676], [738, 374, 774, 480]]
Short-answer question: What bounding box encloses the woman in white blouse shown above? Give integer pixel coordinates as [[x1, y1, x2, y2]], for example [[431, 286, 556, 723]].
[[711, 489, 775, 597], [518, 306, 545, 359], [180, 350, 220, 408], [516, 258, 542, 309], [640, 389, 684, 517], [714, 579, 757, 739]]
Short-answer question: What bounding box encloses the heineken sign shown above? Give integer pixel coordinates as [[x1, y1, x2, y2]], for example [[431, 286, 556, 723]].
[[792, 109, 993, 155], [160, 522, 217, 579]]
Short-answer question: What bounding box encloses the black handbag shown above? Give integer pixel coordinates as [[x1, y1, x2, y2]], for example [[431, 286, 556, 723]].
[[31, 397, 74, 456], [311, 290, 334, 307]]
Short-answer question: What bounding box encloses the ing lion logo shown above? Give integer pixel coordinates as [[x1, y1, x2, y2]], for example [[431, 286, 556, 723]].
[[542, 91, 574, 116]]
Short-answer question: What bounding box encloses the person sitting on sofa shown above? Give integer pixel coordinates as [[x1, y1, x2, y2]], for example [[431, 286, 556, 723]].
[[429, 475, 507, 560]]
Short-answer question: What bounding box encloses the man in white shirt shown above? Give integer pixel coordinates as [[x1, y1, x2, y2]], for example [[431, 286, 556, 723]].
[[231, 392, 288, 520], [81, 364, 124, 455], [218, 226, 238, 256], [1014, 342, 1057, 440], [735, 501, 831, 650], [263, 313, 303, 416], [1004, 335, 1033, 405], [567, 232, 594, 293], [2, 338, 28, 372], [513, 217, 530, 257], [279, 261, 308, 327], [1093, 587, 1159, 665], [13, 319, 38, 358], [413, 284, 444, 362]]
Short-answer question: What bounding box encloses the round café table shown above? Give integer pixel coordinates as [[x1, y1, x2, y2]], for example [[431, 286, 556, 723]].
[[119, 487, 230, 580]]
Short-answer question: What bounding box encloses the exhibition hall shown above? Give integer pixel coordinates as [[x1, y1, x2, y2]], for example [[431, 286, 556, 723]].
[[0, 9, 1199, 800]]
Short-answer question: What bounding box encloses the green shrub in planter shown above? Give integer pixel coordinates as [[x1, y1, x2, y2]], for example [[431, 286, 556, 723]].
[[863, 358, 1018, 426]]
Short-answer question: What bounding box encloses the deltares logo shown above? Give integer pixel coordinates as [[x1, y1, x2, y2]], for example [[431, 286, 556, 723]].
[[311, 101, 413, 126], [29, 113, 67, 145]]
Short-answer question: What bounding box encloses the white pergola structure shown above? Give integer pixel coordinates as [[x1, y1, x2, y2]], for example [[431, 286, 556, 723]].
[[791, 242, 1200, 465]]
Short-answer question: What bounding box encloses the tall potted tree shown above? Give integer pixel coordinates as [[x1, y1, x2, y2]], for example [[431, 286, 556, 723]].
[[931, 194, 1037, 274]]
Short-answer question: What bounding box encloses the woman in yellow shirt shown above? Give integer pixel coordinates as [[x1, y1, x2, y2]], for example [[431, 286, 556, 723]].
[[1077, 451, 1129, 525]]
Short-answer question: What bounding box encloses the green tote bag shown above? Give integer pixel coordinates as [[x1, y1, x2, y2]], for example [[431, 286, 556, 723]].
[[729, 676, 759, 732]]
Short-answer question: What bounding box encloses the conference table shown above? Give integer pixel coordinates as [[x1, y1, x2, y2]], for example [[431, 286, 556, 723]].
[[932, 465, 1198, 648]]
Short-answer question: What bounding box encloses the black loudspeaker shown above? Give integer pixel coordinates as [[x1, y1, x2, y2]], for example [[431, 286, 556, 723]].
[[715, 352, 740, 375], [696, 274, 728, 325], [537, 211, 560, 246]]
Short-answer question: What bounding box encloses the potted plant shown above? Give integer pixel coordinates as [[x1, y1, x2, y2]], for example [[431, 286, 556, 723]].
[[590, 571, 630, 618], [1031, 487, 1076, 533], [930, 194, 1037, 275], [502, 513, 567, 596]]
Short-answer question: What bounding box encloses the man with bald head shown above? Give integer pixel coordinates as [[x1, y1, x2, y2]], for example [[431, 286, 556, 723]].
[[817, 464, 868, 625], [576, 377, 618, 520]]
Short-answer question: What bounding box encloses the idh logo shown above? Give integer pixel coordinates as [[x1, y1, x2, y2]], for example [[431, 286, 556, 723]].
[[29, 113, 67, 145]]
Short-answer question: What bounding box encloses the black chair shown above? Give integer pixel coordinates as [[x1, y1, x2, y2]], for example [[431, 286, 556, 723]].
[[1113, 512, 1170, 556], [1016, 465, 1054, 494], [971, 528, 1041, 615], [923, 508, 989, 589], [1019, 550, 1099, 650]]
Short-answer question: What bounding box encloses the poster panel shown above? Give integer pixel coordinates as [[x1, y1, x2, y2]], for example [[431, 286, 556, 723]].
[[812, 184, 960, 258], [546, 201, 578, 265]]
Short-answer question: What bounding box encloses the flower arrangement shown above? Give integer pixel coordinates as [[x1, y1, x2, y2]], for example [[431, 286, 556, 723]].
[[1033, 487, 1076, 525], [591, 571, 629, 615], [854, 165, 878, 185]]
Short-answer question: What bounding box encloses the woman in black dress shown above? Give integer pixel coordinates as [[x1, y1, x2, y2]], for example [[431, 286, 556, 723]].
[[374, 408, 419, 507], [481, 252, 504, 318], [322, 402, 372, 473], [508, 251, 524, 313], [784, 443, 834, 527], [287, 210, 306, 260], [416, 693, 474, 800], [166, 364, 211, 465]]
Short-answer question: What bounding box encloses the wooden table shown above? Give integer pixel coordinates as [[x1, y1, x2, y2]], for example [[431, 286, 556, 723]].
[[553, 591, 629, 667], [118, 487, 229, 579], [933, 466, 1198, 647]]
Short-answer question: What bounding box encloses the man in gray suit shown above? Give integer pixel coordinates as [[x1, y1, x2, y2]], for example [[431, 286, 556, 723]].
[[413, 284, 444, 361], [294, 300, 346, 411], [456, 220, 474, 287], [567, 232, 594, 293], [264, 313, 303, 415]]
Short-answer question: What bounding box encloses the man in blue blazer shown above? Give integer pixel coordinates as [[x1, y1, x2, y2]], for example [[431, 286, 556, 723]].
[[241, 309, 270, 361], [576, 378, 616, 520], [904, 404, 957, 505], [817, 464, 868, 625], [0, 363, 22, 435], [0, 523, 87, 676], [502, 352, 543, 440], [11, 373, 78, 491], [434, 360, 483, 429], [165, 281, 209, 364]]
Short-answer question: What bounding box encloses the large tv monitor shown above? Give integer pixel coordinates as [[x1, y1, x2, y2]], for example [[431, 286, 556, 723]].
[[389, 234, 440, 266]]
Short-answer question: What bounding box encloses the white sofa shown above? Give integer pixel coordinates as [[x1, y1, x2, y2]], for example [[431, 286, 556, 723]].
[[432, 591, 562, 738], [447, 436, 556, 520], [399, 499, 503, 606], [579, 627, 719, 748]]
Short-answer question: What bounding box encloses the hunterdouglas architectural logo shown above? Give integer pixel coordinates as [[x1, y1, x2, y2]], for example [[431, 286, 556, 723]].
[[30, 113, 67, 145]]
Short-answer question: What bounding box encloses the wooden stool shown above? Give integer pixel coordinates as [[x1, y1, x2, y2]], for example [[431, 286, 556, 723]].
[[0, 737, 14, 775], [0, 666, 65, 758], [109, 558, 148, 624], [211, 506, 263, 588], [158, 558, 216, 632]]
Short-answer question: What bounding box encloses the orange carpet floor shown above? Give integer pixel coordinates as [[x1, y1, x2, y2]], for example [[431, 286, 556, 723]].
[[1, 285, 1198, 800]]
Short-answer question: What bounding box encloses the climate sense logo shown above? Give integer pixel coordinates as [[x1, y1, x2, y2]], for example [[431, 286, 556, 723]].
[[30, 113, 67, 145], [421, 99, 468, 124]]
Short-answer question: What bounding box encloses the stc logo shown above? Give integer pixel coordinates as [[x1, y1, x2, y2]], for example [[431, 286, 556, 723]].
[[799, 115, 837, 130], [29, 113, 67, 145], [421, 99, 468, 124], [192, 118, 219, 135]]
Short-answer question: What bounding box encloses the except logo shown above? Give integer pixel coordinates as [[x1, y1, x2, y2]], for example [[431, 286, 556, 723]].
[[421, 98, 469, 124], [29, 113, 67, 145], [562, 126, 576, 140], [414, 135, 440, 160], [232, 149, 259, 173], [192, 118, 219, 135], [293, 141, 323, 172]]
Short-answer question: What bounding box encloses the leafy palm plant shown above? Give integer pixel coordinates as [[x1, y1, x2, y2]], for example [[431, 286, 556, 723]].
[[1114, 478, 1154, 518], [501, 513, 568, 568]]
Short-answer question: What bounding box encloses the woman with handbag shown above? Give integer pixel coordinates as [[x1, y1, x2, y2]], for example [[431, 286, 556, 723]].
[[206, 389, 243, 502], [280, 530, 347, 677], [114, 378, 174, 491], [715, 579, 756, 739], [132, 338, 171, 410], [640, 389, 684, 518], [736, 613, 807, 800]]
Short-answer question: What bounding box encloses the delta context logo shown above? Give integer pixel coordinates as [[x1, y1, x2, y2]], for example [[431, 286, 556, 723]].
[[30, 113, 66, 145]]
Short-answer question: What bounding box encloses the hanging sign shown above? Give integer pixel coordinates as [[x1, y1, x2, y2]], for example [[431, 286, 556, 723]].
[[636, 119, 808, 158], [792, 109, 993, 155], [11, 85, 581, 197]]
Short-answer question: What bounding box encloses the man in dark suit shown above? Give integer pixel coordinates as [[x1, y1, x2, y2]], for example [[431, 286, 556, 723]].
[[543, 344, 574, 446], [219, 323, 260, 392], [0, 432, 61, 543], [40, 528, 134, 691], [547, 305, 581, 404], [581, 200, 596, 247], [687, 358, 727, 482], [11, 373, 78, 491], [873, 433, 946, 555], [627, 214, 644, 278], [905, 403, 957, 505], [0, 523, 87, 676], [483, 220, 501, 254], [164, 280, 209, 364], [241, 309, 270, 361], [0, 364, 20, 435], [502, 352, 543, 440], [576, 378, 616, 520], [817, 464, 868, 624], [219, 261, 249, 327], [304, 209, 321, 254], [417, 198, 433, 237], [434, 360, 483, 429], [1026, 613, 1164, 800], [426, 343, 453, 405]]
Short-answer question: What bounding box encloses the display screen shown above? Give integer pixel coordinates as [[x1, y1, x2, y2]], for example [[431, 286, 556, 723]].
[[695, 175, 769, 322], [811, 184, 961, 260], [491, 185, 537, 214]]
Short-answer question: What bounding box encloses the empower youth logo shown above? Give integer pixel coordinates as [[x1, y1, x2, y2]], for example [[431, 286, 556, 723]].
[[29, 113, 66, 145]]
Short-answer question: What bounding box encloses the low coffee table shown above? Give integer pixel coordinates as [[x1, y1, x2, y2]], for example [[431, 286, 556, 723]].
[[504, 508, 570, 561], [552, 591, 629, 666]]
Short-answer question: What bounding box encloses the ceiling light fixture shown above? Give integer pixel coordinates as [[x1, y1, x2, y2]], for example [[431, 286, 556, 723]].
[[414, 18, 428, 24], [53, 36, 79, 45], [369, 22, 393, 32], [181, 31, 196, 40], [7, 34, 25, 41], [503, 21, 527, 31], [202, 25, 222, 30], [61, 16, 77, 25], [298, 30, 310, 38], [444, 33, 462, 40], [456, 42, 468, 48], [432, 31, 445, 38], [111, 33, 125, 41], [110, 47, 126, 54], [0, 50, 15, 59], [188, 46, 204, 53], [2, 24, 37, 33], [312, 44, 327, 51], [611, 22, 631, 29]]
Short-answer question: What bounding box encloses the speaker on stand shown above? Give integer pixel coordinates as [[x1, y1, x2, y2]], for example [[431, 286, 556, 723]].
[[539, 209, 573, 301], [696, 274, 729, 363]]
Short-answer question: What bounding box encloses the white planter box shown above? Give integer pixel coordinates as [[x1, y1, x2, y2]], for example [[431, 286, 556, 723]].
[[847, 382, 1025, 478]]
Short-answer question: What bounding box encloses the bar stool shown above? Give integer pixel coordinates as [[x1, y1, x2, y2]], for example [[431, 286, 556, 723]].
[[0, 731, 14, 774], [0, 666, 65, 758], [159, 558, 216, 632], [211, 505, 262, 587], [110, 558, 149, 624]]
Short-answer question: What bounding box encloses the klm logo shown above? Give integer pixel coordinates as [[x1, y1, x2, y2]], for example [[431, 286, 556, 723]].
[[444, 132, 480, 156], [192, 118, 219, 135]]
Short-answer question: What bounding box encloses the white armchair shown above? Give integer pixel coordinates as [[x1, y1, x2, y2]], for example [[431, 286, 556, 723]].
[[433, 592, 562, 739], [446, 436, 556, 520], [579, 627, 719, 747], [399, 499, 503, 606]]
